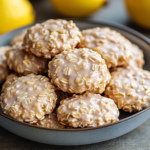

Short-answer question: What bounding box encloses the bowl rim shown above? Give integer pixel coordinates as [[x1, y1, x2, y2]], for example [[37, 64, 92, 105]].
[[0, 20, 150, 132]]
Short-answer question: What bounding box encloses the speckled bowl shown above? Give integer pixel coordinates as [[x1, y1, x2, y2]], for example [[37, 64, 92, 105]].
[[0, 21, 150, 146]]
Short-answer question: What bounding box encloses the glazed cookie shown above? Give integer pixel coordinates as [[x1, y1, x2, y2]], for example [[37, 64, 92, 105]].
[[105, 67, 150, 112], [57, 93, 119, 128], [1, 74, 57, 123], [23, 19, 82, 59], [6, 44, 48, 75], [48, 48, 111, 94], [0, 46, 11, 83], [10, 29, 27, 46], [2, 73, 18, 93], [109, 45, 144, 73], [78, 27, 132, 68], [36, 113, 64, 129], [126, 44, 144, 68]]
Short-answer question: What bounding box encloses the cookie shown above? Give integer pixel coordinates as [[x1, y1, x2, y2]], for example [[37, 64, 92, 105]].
[[1, 74, 57, 123], [0, 46, 11, 83], [126, 44, 144, 68], [10, 29, 27, 46], [2, 73, 18, 93], [36, 113, 64, 129], [57, 93, 119, 128], [6, 43, 48, 75], [105, 67, 150, 112], [23, 19, 82, 59], [78, 27, 132, 68], [48, 48, 111, 94]]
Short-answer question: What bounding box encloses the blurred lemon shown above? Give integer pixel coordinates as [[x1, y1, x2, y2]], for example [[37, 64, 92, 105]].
[[0, 0, 35, 34], [125, 0, 150, 29], [50, 0, 106, 17]]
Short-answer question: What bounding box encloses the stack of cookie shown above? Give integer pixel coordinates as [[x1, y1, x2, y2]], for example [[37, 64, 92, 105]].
[[0, 19, 148, 129]]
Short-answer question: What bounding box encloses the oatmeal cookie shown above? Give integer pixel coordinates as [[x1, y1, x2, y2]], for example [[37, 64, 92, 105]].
[[105, 67, 150, 112], [2, 73, 18, 93], [78, 27, 132, 68], [23, 19, 82, 59], [1, 74, 57, 123], [126, 44, 144, 68], [6, 44, 48, 75], [48, 48, 111, 94], [57, 93, 119, 128], [36, 113, 64, 129]]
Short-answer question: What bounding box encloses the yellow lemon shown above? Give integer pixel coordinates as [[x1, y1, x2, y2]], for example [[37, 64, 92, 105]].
[[125, 0, 150, 29], [50, 0, 106, 17], [0, 0, 35, 34]]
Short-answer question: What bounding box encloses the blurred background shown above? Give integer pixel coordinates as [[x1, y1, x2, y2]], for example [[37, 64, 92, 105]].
[[0, 0, 150, 38]]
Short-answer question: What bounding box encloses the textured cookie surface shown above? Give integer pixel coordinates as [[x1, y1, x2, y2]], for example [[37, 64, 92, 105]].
[[23, 19, 82, 59], [0, 46, 11, 83], [1, 74, 57, 123], [10, 29, 27, 46], [126, 44, 144, 68], [2, 73, 18, 93], [57, 93, 119, 128], [105, 67, 150, 112], [78, 27, 132, 68], [6, 44, 48, 75], [36, 113, 64, 129], [48, 48, 111, 94]]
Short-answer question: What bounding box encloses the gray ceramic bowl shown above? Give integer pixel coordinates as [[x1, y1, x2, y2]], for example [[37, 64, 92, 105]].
[[0, 21, 150, 146]]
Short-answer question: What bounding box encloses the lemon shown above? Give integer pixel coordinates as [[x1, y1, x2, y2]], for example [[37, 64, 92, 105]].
[[0, 0, 35, 34], [50, 0, 106, 17], [125, 0, 150, 29]]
